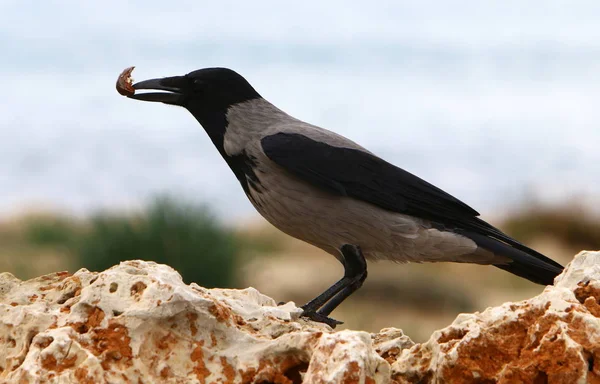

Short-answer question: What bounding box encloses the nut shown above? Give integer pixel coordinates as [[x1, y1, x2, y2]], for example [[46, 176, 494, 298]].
[[116, 66, 135, 96]]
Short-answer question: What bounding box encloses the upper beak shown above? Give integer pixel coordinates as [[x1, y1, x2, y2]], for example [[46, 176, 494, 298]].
[[127, 76, 186, 105]]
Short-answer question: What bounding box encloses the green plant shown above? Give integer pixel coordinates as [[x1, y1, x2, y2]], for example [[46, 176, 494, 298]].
[[22, 215, 78, 246], [75, 197, 238, 288]]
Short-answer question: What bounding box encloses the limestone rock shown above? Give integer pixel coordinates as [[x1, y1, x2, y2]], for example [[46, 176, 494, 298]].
[[0, 261, 392, 383], [1, 251, 599, 383], [392, 250, 600, 384]]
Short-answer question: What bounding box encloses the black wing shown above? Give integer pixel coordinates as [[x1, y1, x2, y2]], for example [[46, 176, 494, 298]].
[[261, 132, 563, 282], [262, 132, 479, 226]]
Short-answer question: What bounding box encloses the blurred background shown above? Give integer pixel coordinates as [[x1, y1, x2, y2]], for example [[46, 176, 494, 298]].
[[1, 1, 599, 341]]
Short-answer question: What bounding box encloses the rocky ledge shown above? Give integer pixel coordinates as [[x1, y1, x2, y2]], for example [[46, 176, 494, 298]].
[[0, 251, 598, 383]]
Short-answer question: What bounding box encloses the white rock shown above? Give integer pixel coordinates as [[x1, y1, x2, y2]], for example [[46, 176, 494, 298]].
[[1, 251, 599, 383], [392, 251, 600, 383], [0, 260, 392, 383]]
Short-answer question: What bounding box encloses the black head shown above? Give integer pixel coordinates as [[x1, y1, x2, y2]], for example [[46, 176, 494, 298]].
[[128, 67, 262, 152], [129, 67, 261, 110]]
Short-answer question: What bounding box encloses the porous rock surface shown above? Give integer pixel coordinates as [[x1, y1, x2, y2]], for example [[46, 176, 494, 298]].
[[393, 250, 600, 384], [0, 260, 395, 383], [0, 251, 599, 384]]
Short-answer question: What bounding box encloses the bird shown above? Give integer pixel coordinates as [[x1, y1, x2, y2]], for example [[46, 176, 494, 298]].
[[124, 67, 564, 327]]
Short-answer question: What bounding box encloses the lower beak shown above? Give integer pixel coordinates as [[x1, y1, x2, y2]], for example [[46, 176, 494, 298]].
[[127, 76, 186, 105]]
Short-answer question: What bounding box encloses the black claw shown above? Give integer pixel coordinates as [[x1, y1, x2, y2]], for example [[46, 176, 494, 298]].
[[300, 309, 343, 328]]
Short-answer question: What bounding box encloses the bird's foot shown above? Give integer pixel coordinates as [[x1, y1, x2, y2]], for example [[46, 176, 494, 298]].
[[300, 309, 343, 328]]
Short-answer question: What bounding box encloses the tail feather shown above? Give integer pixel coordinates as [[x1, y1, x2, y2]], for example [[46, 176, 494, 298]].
[[494, 263, 559, 286], [460, 230, 564, 285]]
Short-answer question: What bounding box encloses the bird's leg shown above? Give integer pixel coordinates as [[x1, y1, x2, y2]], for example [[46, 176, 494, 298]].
[[317, 269, 367, 317], [300, 244, 367, 328]]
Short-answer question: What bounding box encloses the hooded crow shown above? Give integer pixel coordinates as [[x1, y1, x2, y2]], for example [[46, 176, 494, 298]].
[[125, 67, 564, 327]]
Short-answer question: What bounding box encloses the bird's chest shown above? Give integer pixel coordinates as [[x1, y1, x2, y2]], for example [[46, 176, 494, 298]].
[[239, 154, 343, 253], [244, 156, 316, 221]]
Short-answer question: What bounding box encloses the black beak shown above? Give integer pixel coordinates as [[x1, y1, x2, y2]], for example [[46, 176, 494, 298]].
[[127, 76, 186, 105]]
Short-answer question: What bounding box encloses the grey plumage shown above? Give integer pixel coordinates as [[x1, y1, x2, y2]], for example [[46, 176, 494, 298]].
[[224, 99, 498, 265]]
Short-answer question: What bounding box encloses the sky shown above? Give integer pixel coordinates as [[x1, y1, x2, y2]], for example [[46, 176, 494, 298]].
[[1, 1, 599, 220]]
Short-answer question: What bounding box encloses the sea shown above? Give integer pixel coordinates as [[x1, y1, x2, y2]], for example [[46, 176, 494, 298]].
[[1, 0, 599, 221]]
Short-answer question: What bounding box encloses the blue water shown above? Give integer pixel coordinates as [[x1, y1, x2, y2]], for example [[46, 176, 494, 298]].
[[1, 1, 599, 220]]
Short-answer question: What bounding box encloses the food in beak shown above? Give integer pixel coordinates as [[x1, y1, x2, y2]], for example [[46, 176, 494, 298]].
[[116, 66, 135, 96]]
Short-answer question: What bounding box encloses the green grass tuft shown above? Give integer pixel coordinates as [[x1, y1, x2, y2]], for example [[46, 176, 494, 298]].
[[74, 197, 238, 288]]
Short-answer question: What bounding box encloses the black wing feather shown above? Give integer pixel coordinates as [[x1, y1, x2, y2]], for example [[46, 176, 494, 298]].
[[261, 132, 563, 280], [262, 132, 479, 220]]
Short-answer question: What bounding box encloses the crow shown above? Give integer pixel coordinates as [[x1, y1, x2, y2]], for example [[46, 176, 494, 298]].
[[125, 67, 563, 327]]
